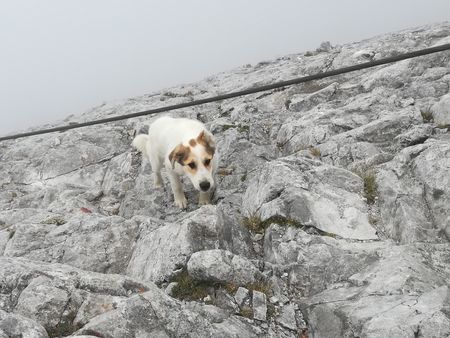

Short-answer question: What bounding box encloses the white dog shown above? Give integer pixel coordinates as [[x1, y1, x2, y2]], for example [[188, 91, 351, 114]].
[[132, 116, 218, 209]]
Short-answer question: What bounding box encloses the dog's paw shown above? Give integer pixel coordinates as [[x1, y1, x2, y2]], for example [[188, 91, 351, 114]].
[[198, 194, 211, 206], [174, 195, 188, 209], [154, 174, 163, 188]]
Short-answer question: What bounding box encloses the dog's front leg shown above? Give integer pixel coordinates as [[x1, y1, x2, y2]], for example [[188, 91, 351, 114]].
[[168, 171, 187, 209], [198, 191, 211, 205]]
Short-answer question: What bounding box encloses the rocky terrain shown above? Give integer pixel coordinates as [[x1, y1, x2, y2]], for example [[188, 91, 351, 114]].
[[1, 22, 450, 338]]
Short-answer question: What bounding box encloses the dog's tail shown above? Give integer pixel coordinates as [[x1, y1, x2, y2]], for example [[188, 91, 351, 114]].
[[132, 134, 150, 155]]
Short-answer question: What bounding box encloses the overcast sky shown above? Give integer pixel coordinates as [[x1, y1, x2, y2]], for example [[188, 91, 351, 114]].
[[1, 1, 449, 135]]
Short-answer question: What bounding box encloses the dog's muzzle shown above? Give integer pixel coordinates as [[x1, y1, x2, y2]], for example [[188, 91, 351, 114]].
[[199, 181, 211, 192]]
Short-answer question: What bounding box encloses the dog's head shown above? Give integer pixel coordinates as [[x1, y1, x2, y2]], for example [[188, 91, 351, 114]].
[[168, 130, 216, 192]]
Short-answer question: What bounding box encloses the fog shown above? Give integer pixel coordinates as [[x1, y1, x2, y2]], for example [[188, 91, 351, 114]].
[[1, 0, 449, 135]]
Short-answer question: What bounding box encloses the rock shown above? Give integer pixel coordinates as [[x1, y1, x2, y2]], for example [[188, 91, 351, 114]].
[[76, 284, 262, 337], [126, 206, 219, 283], [289, 83, 339, 112], [393, 124, 433, 146], [276, 303, 297, 331], [187, 249, 262, 285], [215, 194, 256, 258], [165, 282, 178, 296], [305, 243, 450, 337], [263, 224, 380, 296], [252, 291, 267, 321], [433, 92, 450, 125], [0, 310, 49, 338], [14, 275, 76, 335], [377, 140, 450, 243], [73, 294, 125, 328], [235, 287, 251, 307], [4, 214, 140, 273], [243, 156, 378, 240]]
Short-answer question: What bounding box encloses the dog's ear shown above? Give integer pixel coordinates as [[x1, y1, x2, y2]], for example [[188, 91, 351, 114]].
[[168, 144, 190, 169], [196, 130, 215, 156]]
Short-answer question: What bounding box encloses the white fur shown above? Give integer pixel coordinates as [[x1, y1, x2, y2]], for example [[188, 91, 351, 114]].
[[132, 116, 218, 209]]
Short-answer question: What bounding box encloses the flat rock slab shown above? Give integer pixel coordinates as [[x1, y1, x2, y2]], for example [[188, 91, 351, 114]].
[[187, 249, 262, 285], [243, 156, 378, 240]]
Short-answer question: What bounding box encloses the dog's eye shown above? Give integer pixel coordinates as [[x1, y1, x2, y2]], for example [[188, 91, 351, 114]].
[[204, 159, 211, 166], [187, 162, 196, 169]]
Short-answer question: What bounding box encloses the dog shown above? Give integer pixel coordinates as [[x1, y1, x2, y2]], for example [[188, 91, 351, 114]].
[[132, 116, 218, 209]]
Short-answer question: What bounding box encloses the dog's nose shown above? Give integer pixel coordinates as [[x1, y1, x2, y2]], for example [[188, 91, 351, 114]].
[[199, 181, 210, 192]]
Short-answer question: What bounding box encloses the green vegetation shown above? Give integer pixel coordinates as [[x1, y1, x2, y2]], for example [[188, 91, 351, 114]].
[[420, 107, 434, 123], [310, 147, 321, 158], [284, 99, 291, 110], [171, 270, 210, 301], [354, 169, 378, 205], [239, 306, 254, 319], [7, 228, 15, 239], [368, 215, 379, 225], [223, 282, 239, 295], [300, 81, 328, 94], [246, 281, 272, 298], [41, 216, 66, 226], [242, 213, 337, 238]]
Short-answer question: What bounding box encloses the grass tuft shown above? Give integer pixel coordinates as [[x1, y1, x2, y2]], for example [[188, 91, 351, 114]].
[[41, 216, 66, 226], [310, 147, 321, 157], [355, 170, 378, 205], [239, 306, 254, 319], [223, 282, 239, 295], [242, 213, 337, 237], [247, 281, 272, 298], [420, 107, 434, 123], [171, 271, 209, 301]]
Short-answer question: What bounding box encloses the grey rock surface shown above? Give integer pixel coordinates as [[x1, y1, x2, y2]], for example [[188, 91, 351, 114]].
[[0, 309, 49, 338], [187, 249, 262, 285], [1, 22, 450, 337], [252, 291, 267, 321]]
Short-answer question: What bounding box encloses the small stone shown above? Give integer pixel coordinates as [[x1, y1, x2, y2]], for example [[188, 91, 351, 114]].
[[276, 303, 297, 331], [252, 291, 267, 321], [279, 294, 290, 305], [269, 296, 279, 304], [234, 287, 250, 307], [253, 234, 264, 242], [203, 295, 212, 303], [165, 282, 178, 296]]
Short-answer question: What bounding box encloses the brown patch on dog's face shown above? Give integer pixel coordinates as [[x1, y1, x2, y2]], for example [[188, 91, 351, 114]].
[[196, 131, 215, 156], [168, 144, 190, 168], [183, 153, 199, 174], [189, 139, 197, 147]]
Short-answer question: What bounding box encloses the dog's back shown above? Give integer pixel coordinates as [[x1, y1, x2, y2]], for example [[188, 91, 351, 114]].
[[148, 116, 206, 158]]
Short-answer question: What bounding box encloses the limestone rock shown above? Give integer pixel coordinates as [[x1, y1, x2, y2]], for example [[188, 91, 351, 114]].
[[243, 156, 378, 240], [187, 249, 262, 285], [433, 92, 450, 125], [252, 291, 267, 321]]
